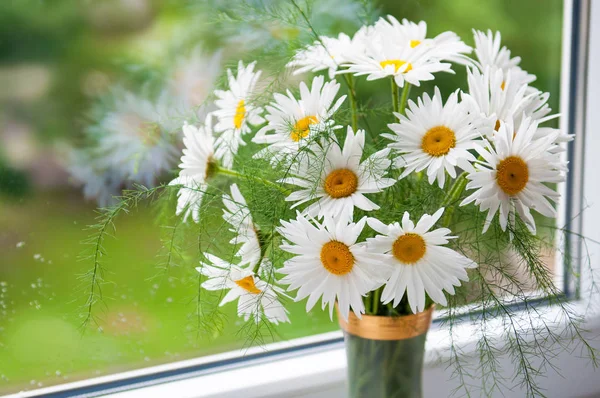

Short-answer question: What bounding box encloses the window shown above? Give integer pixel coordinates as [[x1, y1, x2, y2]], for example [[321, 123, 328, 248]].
[[2, 1, 599, 397]]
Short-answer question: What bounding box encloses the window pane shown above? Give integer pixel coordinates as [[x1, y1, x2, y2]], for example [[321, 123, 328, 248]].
[[0, 0, 564, 394]]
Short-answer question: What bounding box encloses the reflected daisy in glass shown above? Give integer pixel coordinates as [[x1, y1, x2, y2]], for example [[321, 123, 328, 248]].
[[252, 75, 346, 164], [278, 213, 389, 321], [213, 61, 265, 168], [280, 127, 395, 221], [197, 254, 289, 325], [167, 48, 221, 117], [461, 117, 565, 234], [94, 91, 179, 188], [169, 115, 218, 223], [384, 87, 481, 188], [66, 150, 127, 207], [367, 209, 476, 313], [222, 183, 262, 268]]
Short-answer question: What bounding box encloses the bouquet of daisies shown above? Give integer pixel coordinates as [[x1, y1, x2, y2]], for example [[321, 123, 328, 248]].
[[167, 17, 568, 326]]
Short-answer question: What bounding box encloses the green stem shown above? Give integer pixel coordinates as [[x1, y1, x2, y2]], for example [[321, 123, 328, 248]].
[[216, 167, 291, 195], [363, 292, 374, 314], [391, 78, 400, 114], [372, 287, 382, 315], [345, 74, 359, 131], [252, 258, 262, 274], [442, 172, 467, 205], [398, 83, 411, 116], [441, 172, 469, 227]]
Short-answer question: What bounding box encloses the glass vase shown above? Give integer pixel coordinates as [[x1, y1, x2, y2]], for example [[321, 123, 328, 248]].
[[338, 307, 434, 398]]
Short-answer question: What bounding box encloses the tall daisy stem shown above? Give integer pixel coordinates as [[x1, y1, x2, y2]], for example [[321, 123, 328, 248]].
[[441, 172, 469, 227], [372, 287, 382, 315], [216, 167, 291, 195], [398, 83, 411, 116], [345, 74, 359, 131]]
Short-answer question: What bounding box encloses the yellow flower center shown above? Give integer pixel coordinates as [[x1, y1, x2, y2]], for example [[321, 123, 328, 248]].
[[324, 168, 359, 198], [291, 115, 318, 142], [501, 81, 506, 91], [392, 233, 426, 264], [380, 59, 413, 73], [410, 40, 421, 48], [121, 113, 161, 145], [234, 275, 261, 294], [496, 156, 529, 196], [233, 99, 246, 129], [421, 126, 456, 157], [495, 120, 501, 132], [320, 241, 355, 275], [140, 123, 162, 146]]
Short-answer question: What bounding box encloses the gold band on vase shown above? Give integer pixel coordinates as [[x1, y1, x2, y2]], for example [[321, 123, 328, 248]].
[[337, 305, 435, 341]]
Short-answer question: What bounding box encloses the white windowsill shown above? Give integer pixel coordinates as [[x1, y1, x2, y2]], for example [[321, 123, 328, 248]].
[[9, 302, 599, 398], [101, 303, 600, 398]]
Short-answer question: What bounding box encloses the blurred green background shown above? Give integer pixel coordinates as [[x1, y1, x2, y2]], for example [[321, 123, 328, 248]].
[[0, 0, 563, 394]]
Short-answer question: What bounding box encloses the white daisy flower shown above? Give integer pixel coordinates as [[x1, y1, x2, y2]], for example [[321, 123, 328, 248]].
[[197, 254, 289, 325], [92, 91, 179, 188], [278, 213, 390, 321], [464, 67, 572, 150], [252, 75, 346, 164], [340, 18, 469, 87], [169, 175, 206, 223], [367, 209, 476, 313], [384, 87, 481, 188], [213, 128, 244, 170], [287, 30, 369, 79], [213, 61, 264, 135], [222, 183, 262, 268], [374, 16, 472, 64], [169, 115, 217, 223], [472, 29, 536, 87], [212, 61, 265, 168], [168, 48, 222, 117], [464, 67, 555, 135], [279, 126, 395, 221], [461, 117, 565, 234]]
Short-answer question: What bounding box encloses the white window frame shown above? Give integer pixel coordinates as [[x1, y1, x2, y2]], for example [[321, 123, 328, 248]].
[[7, 1, 600, 397]]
